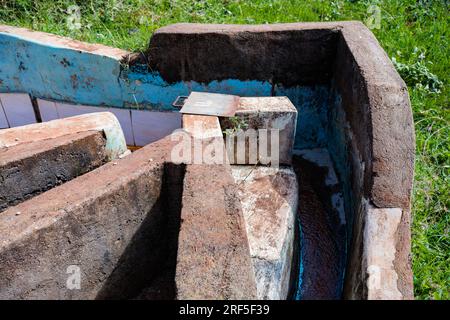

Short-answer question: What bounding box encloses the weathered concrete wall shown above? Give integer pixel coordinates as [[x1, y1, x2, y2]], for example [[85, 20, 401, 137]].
[[145, 23, 339, 85], [0, 131, 107, 211], [331, 22, 415, 299], [0, 137, 174, 299], [0, 22, 415, 300], [177, 164, 257, 299], [0, 112, 128, 160]]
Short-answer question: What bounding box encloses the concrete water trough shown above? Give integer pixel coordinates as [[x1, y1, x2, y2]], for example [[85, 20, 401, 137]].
[[0, 22, 415, 300]]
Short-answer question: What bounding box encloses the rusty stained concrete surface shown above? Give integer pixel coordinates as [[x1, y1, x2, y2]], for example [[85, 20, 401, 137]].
[[364, 206, 403, 300], [0, 24, 128, 59], [176, 164, 257, 299]]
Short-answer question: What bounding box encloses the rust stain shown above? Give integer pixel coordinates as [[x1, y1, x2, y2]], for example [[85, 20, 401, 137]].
[[70, 74, 78, 89]]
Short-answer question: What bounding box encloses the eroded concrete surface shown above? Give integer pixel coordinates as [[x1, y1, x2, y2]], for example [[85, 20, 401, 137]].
[[0, 131, 107, 211], [232, 166, 298, 300]]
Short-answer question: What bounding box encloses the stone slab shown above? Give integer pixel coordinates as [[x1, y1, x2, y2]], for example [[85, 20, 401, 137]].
[[182, 114, 222, 139]]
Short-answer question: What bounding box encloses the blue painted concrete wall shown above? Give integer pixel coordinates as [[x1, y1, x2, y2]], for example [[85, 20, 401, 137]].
[[0, 31, 351, 300], [0, 31, 330, 150]]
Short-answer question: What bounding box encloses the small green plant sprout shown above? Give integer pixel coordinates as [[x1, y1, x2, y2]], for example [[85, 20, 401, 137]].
[[223, 116, 249, 136]]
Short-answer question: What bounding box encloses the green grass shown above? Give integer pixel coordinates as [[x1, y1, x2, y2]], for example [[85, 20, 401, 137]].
[[0, 0, 448, 300]]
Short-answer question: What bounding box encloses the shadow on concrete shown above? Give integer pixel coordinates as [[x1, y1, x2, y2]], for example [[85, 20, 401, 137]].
[[95, 163, 186, 300]]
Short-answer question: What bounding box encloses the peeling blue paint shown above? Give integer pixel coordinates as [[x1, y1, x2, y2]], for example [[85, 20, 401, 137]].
[[122, 66, 273, 110], [0, 33, 124, 106]]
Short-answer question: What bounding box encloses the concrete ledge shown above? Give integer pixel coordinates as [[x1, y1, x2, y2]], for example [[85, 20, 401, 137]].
[[335, 21, 415, 209], [0, 22, 416, 300], [0, 25, 128, 59], [0, 112, 128, 160], [176, 164, 257, 299], [0, 137, 174, 299], [334, 22, 414, 299], [0, 131, 107, 211]]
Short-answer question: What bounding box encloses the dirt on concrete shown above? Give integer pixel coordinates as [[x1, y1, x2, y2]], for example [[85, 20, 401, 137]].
[[0, 131, 107, 211], [292, 155, 346, 299]]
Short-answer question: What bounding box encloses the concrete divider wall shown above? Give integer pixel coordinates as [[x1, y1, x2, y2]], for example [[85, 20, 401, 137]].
[[332, 22, 415, 299], [0, 112, 128, 160], [0, 137, 174, 299]]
